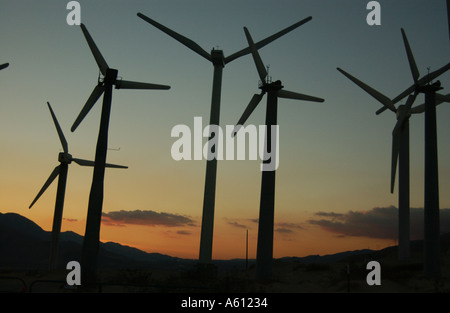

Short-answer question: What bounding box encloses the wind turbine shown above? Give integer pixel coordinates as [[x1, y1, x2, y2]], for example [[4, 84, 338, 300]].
[[337, 68, 421, 261], [29, 102, 127, 270], [137, 12, 313, 270], [71, 23, 170, 283], [234, 27, 324, 281], [388, 28, 449, 278], [0, 63, 8, 70], [338, 28, 450, 274]]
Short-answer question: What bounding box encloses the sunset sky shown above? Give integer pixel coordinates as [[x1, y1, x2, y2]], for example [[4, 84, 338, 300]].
[[1, 0, 450, 261]]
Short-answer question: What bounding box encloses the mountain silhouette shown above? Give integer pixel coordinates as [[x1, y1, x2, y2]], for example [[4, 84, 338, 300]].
[[1, 212, 449, 274], [0, 212, 188, 271]]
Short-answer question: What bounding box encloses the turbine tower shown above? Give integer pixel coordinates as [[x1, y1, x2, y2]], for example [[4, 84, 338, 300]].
[[137, 12, 313, 270], [71, 24, 170, 283], [338, 28, 449, 274], [234, 27, 324, 281], [337, 68, 443, 261], [389, 28, 449, 278], [29, 102, 127, 270], [0, 63, 8, 71]]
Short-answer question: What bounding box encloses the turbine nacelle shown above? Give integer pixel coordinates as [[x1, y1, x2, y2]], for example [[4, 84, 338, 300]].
[[58, 152, 73, 164], [105, 68, 119, 85], [260, 80, 283, 91], [210, 49, 225, 67]]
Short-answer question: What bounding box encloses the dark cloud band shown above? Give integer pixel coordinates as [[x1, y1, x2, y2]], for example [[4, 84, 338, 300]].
[[309, 206, 450, 240], [102, 210, 197, 228]]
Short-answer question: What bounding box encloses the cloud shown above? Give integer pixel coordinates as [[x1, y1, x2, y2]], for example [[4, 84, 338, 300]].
[[308, 206, 450, 240], [63, 218, 78, 222], [314, 212, 344, 219], [176, 230, 192, 235], [225, 219, 304, 234], [275, 228, 293, 234], [227, 221, 248, 229], [102, 210, 197, 228], [277, 222, 304, 230]]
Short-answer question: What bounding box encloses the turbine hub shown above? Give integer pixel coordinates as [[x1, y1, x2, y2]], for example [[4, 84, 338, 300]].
[[58, 152, 72, 164], [260, 79, 283, 92], [104, 68, 118, 84], [211, 49, 225, 67]]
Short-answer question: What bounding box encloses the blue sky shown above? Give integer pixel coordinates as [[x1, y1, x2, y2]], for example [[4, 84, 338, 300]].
[[1, 0, 449, 259]]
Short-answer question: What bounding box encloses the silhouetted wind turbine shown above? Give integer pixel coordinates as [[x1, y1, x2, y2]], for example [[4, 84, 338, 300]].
[[71, 23, 170, 283], [29, 102, 127, 270], [0, 63, 8, 71], [338, 28, 450, 272], [337, 68, 422, 261], [388, 28, 449, 278], [137, 12, 312, 270], [234, 27, 323, 281]]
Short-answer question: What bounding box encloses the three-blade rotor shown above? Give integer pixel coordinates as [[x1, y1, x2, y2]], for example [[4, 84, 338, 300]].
[[71, 24, 170, 132], [337, 28, 450, 193], [233, 27, 323, 135], [391, 28, 450, 105], [29, 102, 127, 209], [137, 12, 313, 65]]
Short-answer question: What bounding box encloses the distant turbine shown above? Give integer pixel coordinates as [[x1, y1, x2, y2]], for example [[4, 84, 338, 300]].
[[234, 27, 323, 281], [29, 102, 127, 270], [137, 12, 312, 269], [338, 28, 450, 272], [71, 23, 170, 283]]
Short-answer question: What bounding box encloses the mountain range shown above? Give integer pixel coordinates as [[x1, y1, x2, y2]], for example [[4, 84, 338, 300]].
[[1, 211, 448, 273]]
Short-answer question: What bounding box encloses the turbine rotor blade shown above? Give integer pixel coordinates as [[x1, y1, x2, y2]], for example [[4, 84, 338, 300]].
[[71, 84, 105, 132], [72, 158, 128, 169], [115, 80, 170, 90], [80, 24, 109, 75], [72, 158, 95, 167], [401, 28, 420, 83], [225, 16, 312, 64], [232, 93, 264, 136], [337, 67, 396, 112], [404, 93, 417, 109], [419, 62, 450, 87], [105, 162, 128, 169], [29, 165, 61, 209], [390, 127, 400, 194], [47, 102, 68, 153], [390, 112, 408, 193], [0, 63, 9, 70], [375, 106, 389, 115], [244, 27, 268, 82], [411, 104, 425, 114], [392, 62, 450, 104], [137, 13, 212, 62], [278, 89, 324, 102], [436, 93, 450, 103], [411, 93, 450, 114]]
